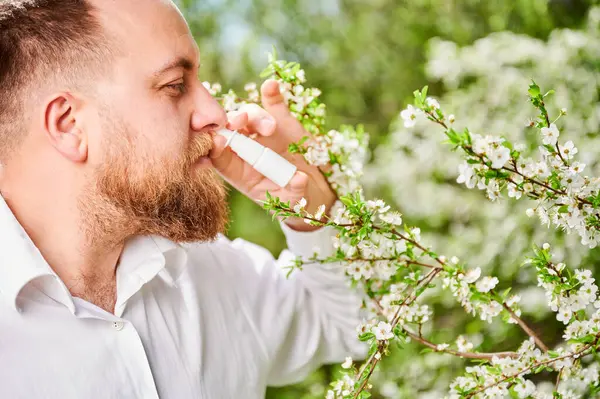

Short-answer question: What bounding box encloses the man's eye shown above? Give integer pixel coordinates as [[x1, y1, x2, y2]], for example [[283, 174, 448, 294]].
[[166, 83, 187, 95]]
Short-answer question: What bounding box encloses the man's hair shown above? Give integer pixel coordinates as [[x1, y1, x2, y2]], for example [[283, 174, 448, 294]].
[[0, 0, 114, 159]]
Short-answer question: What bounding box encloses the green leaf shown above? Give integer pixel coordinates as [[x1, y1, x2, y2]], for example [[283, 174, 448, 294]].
[[534, 365, 547, 373], [528, 81, 541, 97], [298, 136, 310, 145], [484, 170, 499, 178], [557, 205, 569, 214], [259, 66, 275, 78], [340, 195, 354, 207], [421, 86, 429, 102], [359, 332, 375, 342], [270, 45, 278, 61]]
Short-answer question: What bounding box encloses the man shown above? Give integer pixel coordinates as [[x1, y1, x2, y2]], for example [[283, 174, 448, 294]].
[[0, 0, 365, 398]]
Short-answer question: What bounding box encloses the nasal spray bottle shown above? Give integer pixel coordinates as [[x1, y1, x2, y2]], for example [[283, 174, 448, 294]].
[[216, 128, 297, 188]]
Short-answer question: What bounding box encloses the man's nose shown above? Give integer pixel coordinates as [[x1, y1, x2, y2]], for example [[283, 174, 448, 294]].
[[190, 85, 228, 133]]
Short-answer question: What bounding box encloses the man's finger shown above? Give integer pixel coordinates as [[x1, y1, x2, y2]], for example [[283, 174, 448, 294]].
[[226, 111, 249, 131], [209, 134, 229, 159], [286, 170, 309, 194], [237, 103, 276, 137]]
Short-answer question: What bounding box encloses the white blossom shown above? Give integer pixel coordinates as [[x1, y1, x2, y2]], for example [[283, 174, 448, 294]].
[[436, 343, 449, 351], [457, 162, 477, 189], [478, 300, 502, 322], [293, 197, 307, 213], [486, 181, 501, 201], [476, 276, 499, 293], [484, 385, 509, 398], [456, 335, 474, 352], [514, 380, 536, 398], [346, 261, 374, 281], [489, 145, 511, 169], [380, 212, 403, 225], [366, 199, 391, 213], [559, 141, 578, 160], [372, 321, 394, 341], [341, 357, 353, 369], [314, 204, 326, 220], [464, 267, 482, 284], [541, 123, 560, 145], [426, 97, 440, 110], [400, 105, 420, 128]]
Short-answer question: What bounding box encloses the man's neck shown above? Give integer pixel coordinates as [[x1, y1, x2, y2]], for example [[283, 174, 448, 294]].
[[2, 189, 126, 313]]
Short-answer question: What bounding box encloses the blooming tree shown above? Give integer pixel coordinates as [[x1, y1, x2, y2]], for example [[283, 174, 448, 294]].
[[208, 11, 600, 396], [369, 6, 600, 282]]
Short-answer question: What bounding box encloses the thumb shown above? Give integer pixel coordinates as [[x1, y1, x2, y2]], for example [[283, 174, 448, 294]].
[[261, 79, 286, 110]]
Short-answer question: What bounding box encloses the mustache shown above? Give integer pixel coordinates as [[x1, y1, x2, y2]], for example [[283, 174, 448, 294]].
[[185, 133, 214, 165]]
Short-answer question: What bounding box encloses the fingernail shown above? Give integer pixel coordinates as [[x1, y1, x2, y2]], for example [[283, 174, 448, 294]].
[[259, 118, 275, 133]]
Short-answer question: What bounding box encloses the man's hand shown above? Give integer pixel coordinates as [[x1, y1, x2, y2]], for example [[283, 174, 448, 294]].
[[209, 79, 336, 232]]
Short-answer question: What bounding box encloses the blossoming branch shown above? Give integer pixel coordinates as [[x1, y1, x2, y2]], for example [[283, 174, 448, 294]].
[[212, 53, 600, 398]]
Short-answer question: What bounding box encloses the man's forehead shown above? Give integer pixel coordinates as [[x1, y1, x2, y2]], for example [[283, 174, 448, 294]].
[[91, 0, 199, 69]]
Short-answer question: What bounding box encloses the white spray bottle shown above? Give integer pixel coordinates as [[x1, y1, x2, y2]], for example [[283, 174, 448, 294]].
[[216, 129, 297, 188]]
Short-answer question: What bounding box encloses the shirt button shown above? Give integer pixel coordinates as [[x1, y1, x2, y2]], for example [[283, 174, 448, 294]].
[[112, 321, 125, 331]]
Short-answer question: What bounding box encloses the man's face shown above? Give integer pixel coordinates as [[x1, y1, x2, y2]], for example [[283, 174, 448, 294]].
[[83, 0, 228, 242]]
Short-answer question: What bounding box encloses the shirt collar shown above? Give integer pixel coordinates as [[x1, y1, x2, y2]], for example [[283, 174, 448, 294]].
[[113, 234, 182, 317], [0, 194, 184, 313], [0, 195, 57, 311]]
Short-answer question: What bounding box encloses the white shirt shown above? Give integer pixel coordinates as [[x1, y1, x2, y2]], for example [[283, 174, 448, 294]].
[[0, 195, 365, 399]]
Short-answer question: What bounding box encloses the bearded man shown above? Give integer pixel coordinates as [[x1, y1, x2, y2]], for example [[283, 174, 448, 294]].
[[0, 1, 365, 398]]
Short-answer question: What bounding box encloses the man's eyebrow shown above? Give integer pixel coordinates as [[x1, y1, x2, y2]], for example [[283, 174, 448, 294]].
[[152, 57, 199, 78]]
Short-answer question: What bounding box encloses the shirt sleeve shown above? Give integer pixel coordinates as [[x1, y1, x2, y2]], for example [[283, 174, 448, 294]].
[[227, 221, 368, 387]]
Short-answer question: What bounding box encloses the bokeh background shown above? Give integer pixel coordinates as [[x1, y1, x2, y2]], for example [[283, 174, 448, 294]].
[[176, 1, 600, 397]]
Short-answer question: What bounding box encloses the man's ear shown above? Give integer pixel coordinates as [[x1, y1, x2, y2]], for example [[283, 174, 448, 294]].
[[44, 92, 88, 163]]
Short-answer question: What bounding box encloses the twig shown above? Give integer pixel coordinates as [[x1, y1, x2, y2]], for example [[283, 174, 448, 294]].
[[352, 342, 385, 399], [466, 336, 598, 398], [353, 270, 441, 399], [500, 301, 548, 352], [403, 330, 517, 360], [426, 110, 594, 207]]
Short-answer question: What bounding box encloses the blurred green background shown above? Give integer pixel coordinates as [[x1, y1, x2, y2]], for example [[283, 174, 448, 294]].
[[175, 1, 599, 397], [177, 0, 594, 255]]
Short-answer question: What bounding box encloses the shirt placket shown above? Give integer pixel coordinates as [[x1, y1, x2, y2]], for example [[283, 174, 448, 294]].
[[72, 297, 161, 399]]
